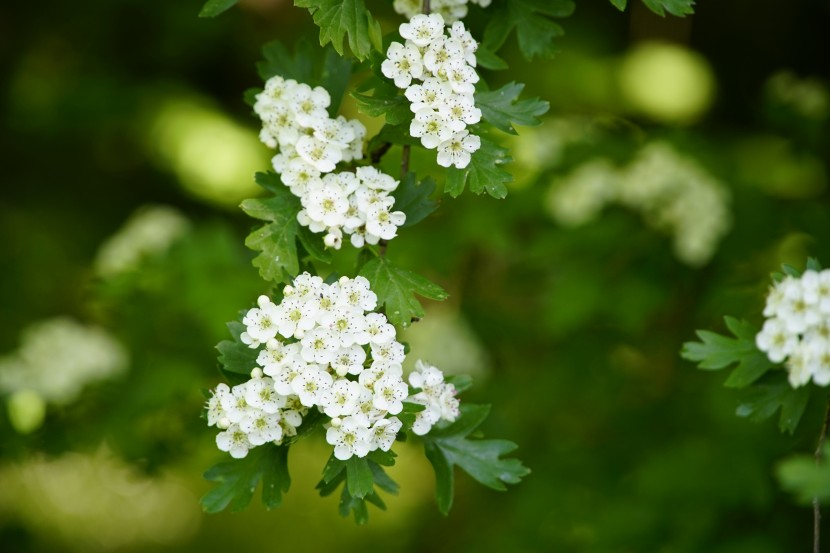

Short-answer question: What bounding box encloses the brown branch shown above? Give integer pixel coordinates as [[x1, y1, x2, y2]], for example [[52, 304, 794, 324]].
[[423, 0, 431, 15], [400, 144, 411, 181], [370, 142, 392, 165], [814, 392, 830, 553]]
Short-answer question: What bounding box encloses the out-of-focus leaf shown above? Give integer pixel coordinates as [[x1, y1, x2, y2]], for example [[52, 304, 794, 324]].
[[199, 0, 238, 18], [778, 445, 830, 503], [735, 373, 811, 434]]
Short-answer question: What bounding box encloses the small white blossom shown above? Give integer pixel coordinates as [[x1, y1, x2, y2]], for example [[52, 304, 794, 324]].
[[399, 14, 445, 47], [381, 42, 425, 89], [326, 416, 373, 460]]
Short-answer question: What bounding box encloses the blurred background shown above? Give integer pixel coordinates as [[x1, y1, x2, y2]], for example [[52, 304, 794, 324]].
[[1, 0, 830, 551]]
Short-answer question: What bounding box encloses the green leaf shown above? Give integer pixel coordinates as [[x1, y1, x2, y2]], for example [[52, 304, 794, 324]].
[[201, 444, 290, 513], [339, 485, 370, 524], [475, 44, 509, 71], [368, 462, 400, 495], [778, 445, 830, 503], [445, 374, 473, 394], [345, 457, 375, 499], [358, 257, 449, 327], [422, 404, 529, 514], [807, 258, 824, 271], [352, 89, 411, 126], [444, 138, 512, 199], [199, 0, 238, 18], [640, 0, 695, 17], [392, 173, 438, 228], [257, 40, 352, 116], [216, 321, 258, 375], [240, 173, 304, 284], [476, 82, 549, 135], [483, 0, 575, 60], [735, 373, 811, 434], [294, 0, 381, 61], [609, 0, 627, 10]]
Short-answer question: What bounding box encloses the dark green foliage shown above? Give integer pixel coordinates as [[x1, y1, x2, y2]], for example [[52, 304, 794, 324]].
[[445, 138, 512, 199], [294, 0, 382, 61], [198, 0, 238, 18], [476, 82, 550, 135], [423, 404, 530, 515], [392, 173, 438, 228], [201, 444, 291, 513], [483, 0, 575, 60], [358, 257, 449, 327]]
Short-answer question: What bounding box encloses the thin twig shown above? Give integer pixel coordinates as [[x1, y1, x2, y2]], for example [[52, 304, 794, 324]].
[[423, 0, 431, 15], [370, 142, 392, 165], [814, 392, 830, 553], [401, 144, 411, 181]]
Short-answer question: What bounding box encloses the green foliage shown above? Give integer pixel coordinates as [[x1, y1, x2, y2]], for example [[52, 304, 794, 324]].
[[216, 320, 258, 377], [198, 0, 238, 18], [476, 82, 550, 135], [681, 317, 776, 388], [240, 172, 329, 284], [392, 173, 438, 228], [423, 404, 530, 515], [608, 0, 695, 17], [316, 452, 399, 524], [256, 40, 353, 116], [735, 373, 811, 434], [201, 444, 291, 513], [778, 445, 830, 503], [483, 0, 575, 60], [358, 256, 448, 327], [294, 0, 381, 61], [352, 79, 411, 126], [445, 138, 512, 199]]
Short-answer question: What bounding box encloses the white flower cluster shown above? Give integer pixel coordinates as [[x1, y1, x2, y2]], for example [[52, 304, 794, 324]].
[[382, 13, 482, 169], [0, 317, 128, 405], [393, 0, 491, 24], [95, 205, 189, 278], [756, 270, 830, 387], [408, 360, 460, 434], [546, 142, 731, 266], [205, 273, 460, 460], [253, 76, 406, 249]]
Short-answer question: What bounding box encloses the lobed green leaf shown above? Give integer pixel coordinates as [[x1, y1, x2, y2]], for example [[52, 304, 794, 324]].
[[735, 373, 811, 434], [392, 173, 439, 228], [483, 0, 575, 60], [445, 138, 512, 199], [358, 257, 448, 327], [201, 444, 291, 513], [476, 82, 549, 135], [294, 0, 381, 61]]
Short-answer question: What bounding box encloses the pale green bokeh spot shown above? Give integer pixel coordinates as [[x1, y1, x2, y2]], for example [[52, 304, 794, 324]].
[[619, 41, 716, 124], [7, 389, 46, 434]]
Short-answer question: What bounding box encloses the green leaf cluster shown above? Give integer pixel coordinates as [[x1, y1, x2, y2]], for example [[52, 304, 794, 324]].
[[358, 256, 449, 327], [423, 404, 530, 514], [681, 316, 810, 433], [202, 444, 291, 513], [610, 0, 695, 17], [241, 172, 330, 285], [484, 0, 576, 60], [476, 82, 550, 135], [316, 450, 399, 524], [294, 0, 381, 61], [254, 39, 352, 117]]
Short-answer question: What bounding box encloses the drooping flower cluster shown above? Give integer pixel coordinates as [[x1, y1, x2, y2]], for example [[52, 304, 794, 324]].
[[546, 142, 731, 266], [205, 273, 460, 460], [407, 360, 460, 435], [253, 76, 406, 248], [756, 270, 830, 387], [393, 0, 492, 24], [0, 317, 128, 405], [382, 13, 482, 169]]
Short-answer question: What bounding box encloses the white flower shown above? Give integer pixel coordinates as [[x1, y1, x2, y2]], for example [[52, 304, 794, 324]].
[[239, 411, 283, 446], [356, 166, 399, 192], [292, 367, 333, 407], [338, 275, 378, 312], [206, 383, 231, 427], [319, 379, 364, 418], [365, 203, 406, 240], [369, 417, 402, 451], [216, 424, 253, 459], [241, 295, 281, 346], [381, 42, 425, 89], [438, 93, 481, 131], [304, 177, 350, 228], [399, 13, 445, 48], [364, 313, 396, 345], [411, 109, 455, 149], [290, 83, 331, 127], [371, 341, 406, 367], [436, 131, 481, 169], [330, 345, 368, 377], [423, 36, 465, 74], [300, 327, 341, 364], [445, 60, 479, 94], [405, 78, 453, 112], [326, 416, 372, 460], [295, 135, 342, 173], [372, 375, 409, 414], [275, 297, 319, 339], [244, 376, 281, 414], [407, 360, 460, 434]]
